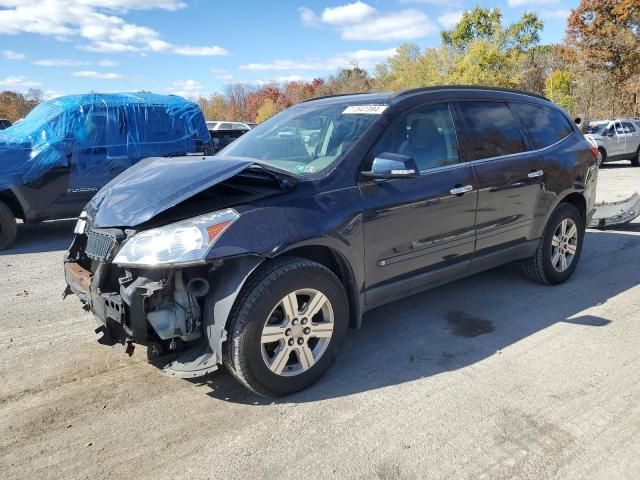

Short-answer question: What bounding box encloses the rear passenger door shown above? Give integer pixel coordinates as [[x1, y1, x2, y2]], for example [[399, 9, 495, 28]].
[[454, 101, 546, 259]]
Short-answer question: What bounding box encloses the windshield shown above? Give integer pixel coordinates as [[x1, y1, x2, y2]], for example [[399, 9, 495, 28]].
[[587, 124, 607, 135], [0, 100, 66, 143], [220, 102, 386, 176]]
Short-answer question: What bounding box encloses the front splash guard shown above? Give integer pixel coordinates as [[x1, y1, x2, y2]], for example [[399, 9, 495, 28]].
[[589, 192, 640, 228]]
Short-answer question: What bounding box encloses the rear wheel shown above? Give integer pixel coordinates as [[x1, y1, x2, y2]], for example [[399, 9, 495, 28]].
[[598, 147, 607, 165], [632, 147, 640, 167], [0, 200, 17, 250], [523, 203, 585, 285], [223, 257, 349, 397]]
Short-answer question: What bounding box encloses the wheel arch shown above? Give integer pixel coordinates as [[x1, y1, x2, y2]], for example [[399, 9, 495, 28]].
[[0, 189, 26, 221], [561, 192, 587, 224], [277, 244, 363, 330]]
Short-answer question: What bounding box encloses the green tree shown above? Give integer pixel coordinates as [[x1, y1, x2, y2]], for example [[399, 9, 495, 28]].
[[545, 70, 575, 111], [441, 7, 502, 51]]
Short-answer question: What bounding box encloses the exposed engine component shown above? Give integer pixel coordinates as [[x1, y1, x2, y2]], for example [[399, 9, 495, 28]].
[[146, 271, 202, 343]]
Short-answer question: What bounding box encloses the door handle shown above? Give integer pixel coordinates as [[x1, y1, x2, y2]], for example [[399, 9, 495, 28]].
[[528, 170, 544, 179], [450, 185, 474, 195]]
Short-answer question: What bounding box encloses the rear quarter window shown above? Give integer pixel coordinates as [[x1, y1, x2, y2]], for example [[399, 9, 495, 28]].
[[456, 101, 525, 160], [512, 103, 573, 149]]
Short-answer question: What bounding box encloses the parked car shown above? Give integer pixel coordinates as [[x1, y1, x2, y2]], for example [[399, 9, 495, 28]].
[[64, 86, 599, 396], [0, 119, 11, 130], [585, 118, 640, 166], [206, 120, 254, 153], [0, 93, 211, 249], [206, 121, 255, 131]]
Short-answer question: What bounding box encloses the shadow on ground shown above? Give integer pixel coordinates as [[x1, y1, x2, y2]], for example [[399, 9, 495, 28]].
[[192, 229, 639, 404], [1, 220, 75, 255]]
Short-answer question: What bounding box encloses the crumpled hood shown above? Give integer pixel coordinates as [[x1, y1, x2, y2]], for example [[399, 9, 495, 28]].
[[88, 155, 254, 228]]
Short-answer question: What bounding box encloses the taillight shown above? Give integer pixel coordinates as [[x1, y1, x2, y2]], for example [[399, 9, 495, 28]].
[[589, 146, 600, 161]]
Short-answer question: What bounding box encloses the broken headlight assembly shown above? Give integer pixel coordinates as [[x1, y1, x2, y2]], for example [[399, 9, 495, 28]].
[[113, 209, 239, 267]]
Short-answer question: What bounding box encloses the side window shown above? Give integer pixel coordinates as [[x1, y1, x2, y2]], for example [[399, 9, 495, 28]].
[[456, 101, 525, 160], [614, 122, 624, 134], [621, 122, 636, 133], [511, 102, 573, 149], [371, 103, 459, 172]]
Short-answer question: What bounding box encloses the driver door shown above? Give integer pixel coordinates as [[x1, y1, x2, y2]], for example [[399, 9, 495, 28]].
[[360, 102, 478, 306]]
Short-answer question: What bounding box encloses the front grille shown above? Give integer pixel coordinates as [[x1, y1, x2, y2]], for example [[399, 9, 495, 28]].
[[85, 229, 117, 261]]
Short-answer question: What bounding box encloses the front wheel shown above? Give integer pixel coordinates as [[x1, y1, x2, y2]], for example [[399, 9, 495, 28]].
[[0, 200, 17, 250], [523, 203, 585, 285], [223, 257, 349, 397]]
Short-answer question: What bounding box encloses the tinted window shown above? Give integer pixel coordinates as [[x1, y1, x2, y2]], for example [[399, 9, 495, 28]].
[[457, 101, 525, 160], [371, 103, 459, 172], [511, 103, 573, 149], [219, 123, 233, 130]]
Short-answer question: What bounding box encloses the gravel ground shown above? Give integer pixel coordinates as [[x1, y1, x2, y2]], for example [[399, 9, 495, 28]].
[[1, 161, 639, 480]]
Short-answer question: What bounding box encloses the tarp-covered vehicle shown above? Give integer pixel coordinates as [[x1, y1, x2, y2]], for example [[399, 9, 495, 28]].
[[0, 93, 211, 249]]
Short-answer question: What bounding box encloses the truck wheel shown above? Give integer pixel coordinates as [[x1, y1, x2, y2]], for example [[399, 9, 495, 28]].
[[223, 257, 349, 397], [0, 200, 17, 250], [632, 147, 640, 167], [598, 147, 607, 165], [523, 203, 585, 285]]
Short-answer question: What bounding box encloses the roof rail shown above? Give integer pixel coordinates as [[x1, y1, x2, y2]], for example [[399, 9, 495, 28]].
[[392, 85, 549, 101], [300, 91, 390, 103]]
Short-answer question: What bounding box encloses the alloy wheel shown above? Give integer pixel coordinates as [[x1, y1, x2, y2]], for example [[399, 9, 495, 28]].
[[551, 218, 578, 272], [260, 288, 334, 376]]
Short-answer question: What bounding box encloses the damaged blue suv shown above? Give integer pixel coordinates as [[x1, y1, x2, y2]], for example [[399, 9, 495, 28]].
[[64, 87, 598, 396]]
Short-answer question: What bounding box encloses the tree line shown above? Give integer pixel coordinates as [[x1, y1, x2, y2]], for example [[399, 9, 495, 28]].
[[2, 1, 639, 124]]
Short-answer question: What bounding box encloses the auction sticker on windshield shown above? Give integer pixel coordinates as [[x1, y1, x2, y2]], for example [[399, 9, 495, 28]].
[[343, 105, 387, 114]]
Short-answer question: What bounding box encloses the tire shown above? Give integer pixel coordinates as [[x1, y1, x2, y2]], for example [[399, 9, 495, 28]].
[[222, 257, 349, 397], [523, 203, 585, 285], [598, 147, 607, 165], [0, 200, 17, 250], [632, 147, 640, 167]]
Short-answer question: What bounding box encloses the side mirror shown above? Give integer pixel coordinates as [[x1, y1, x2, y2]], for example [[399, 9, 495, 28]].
[[362, 152, 420, 179]]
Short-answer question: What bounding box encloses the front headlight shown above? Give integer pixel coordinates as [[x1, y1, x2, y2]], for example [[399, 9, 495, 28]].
[[113, 209, 239, 267]]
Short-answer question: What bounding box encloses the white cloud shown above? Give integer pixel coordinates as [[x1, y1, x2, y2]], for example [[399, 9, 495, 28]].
[[0, 1, 227, 57], [0, 75, 42, 87], [438, 11, 463, 29], [72, 70, 122, 79], [300, 2, 435, 41], [321, 1, 376, 25], [2, 50, 25, 60], [211, 68, 234, 83], [240, 48, 397, 72], [33, 58, 89, 66], [97, 59, 119, 67], [508, 0, 558, 6], [298, 7, 320, 27], [167, 79, 204, 98], [171, 45, 228, 56], [340, 10, 435, 41]]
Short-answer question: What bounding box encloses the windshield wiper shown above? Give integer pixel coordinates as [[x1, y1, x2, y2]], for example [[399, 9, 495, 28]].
[[242, 163, 298, 191]]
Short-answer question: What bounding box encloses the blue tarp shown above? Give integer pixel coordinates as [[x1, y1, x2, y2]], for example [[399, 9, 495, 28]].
[[0, 93, 210, 191]]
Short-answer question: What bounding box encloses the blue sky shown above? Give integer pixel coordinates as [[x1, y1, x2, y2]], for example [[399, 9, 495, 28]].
[[0, 0, 578, 99]]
